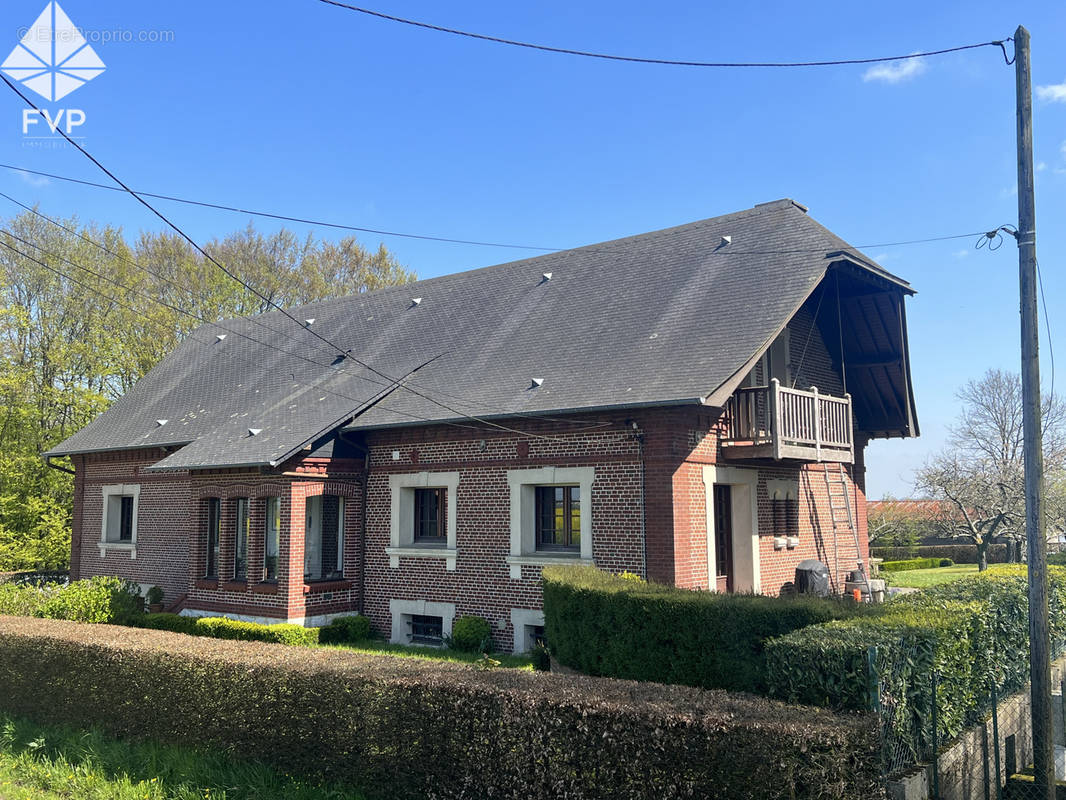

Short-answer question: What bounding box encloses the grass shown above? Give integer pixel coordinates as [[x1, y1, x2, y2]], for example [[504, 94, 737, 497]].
[[0, 712, 362, 800], [884, 562, 989, 588], [327, 638, 534, 669]]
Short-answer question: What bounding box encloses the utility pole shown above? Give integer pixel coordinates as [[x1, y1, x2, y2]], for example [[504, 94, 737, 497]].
[[1015, 25, 1054, 800]]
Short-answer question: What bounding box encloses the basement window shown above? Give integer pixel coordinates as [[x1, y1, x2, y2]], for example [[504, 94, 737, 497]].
[[409, 614, 444, 645]]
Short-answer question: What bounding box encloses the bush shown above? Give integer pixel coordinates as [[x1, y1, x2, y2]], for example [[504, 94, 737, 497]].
[[146, 586, 164, 606], [872, 544, 1009, 564], [319, 615, 371, 645], [879, 557, 943, 572], [0, 616, 883, 800], [0, 576, 143, 624], [137, 613, 319, 646], [542, 565, 863, 693], [940, 558, 954, 567], [448, 615, 491, 652]]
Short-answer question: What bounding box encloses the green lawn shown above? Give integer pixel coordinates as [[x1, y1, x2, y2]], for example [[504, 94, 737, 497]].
[[327, 638, 534, 669], [0, 713, 362, 800], [884, 563, 981, 588]]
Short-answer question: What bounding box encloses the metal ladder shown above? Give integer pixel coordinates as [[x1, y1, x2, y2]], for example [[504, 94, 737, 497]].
[[822, 461, 872, 600]]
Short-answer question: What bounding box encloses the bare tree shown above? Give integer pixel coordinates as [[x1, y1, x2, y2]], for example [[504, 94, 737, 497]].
[[915, 369, 1066, 570]]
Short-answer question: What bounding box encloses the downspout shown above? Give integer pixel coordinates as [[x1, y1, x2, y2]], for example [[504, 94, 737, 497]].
[[637, 425, 648, 581]]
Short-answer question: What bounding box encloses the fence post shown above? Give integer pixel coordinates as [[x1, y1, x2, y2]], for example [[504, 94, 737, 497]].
[[991, 683, 1002, 800], [931, 671, 940, 800], [867, 646, 881, 713]]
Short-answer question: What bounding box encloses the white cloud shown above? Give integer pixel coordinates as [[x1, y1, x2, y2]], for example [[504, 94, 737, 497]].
[[863, 56, 926, 84], [14, 169, 49, 188], [1036, 79, 1066, 103], [1037, 161, 1047, 172], [953, 249, 970, 259]]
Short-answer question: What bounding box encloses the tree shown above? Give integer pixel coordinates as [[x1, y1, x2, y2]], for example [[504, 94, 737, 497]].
[[0, 212, 413, 570], [915, 369, 1066, 570]]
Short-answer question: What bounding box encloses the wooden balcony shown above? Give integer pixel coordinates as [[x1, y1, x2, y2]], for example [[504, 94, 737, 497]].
[[721, 379, 854, 463]]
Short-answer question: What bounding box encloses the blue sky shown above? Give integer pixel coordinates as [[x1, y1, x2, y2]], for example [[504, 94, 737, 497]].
[[2, 0, 1065, 498]]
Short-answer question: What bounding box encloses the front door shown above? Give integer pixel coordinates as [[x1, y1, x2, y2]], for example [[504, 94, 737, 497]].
[[713, 484, 734, 592]]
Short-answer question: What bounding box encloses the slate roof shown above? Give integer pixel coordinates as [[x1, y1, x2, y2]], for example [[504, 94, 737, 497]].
[[46, 199, 914, 471]]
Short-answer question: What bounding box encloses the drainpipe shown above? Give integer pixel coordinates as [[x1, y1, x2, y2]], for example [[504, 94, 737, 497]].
[[635, 422, 648, 581]]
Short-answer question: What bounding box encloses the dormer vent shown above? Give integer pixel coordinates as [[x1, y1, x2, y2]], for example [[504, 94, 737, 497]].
[[411, 297, 423, 306], [248, 428, 262, 437], [216, 334, 227, 342], [542, 272, 553, 281], [720, 235, 732, 246], [156, 419, 168, 427], [304, 318, 316, 327], [531, 378, 544, 388]]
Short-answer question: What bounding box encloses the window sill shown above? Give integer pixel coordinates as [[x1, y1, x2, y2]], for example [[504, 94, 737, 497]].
[[251, 581, 279, 595], [97, 541, 136, 559], [195, 578, 219, 590], [506, 553, 593, 580], [221, 580, 247, 592], [303, 580, 351, 594], [386, 546, 457, 571]]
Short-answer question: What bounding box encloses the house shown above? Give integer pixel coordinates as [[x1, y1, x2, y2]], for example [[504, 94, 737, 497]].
[[46, 199, 919, 653]]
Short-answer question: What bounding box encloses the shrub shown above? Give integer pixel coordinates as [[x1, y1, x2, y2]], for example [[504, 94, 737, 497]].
[[940, 558, 954, 567], [448, 615, 492, 652], [880, 557, 943, 572], [146, 586, 164, 606], [0, 576, 143, 624], [872, 544, 1009, 564], [0, 616, 883, 800], [136, 613, 318, 646], [319, 615, 371, 645], [542, 565, 862, 693]]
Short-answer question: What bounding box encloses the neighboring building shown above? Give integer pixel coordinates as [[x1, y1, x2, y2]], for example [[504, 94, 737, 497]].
[[46, 199, 919, 652]]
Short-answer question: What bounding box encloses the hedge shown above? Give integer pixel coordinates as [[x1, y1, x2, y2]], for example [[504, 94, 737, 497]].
[[765, 566, 1066, 767], [872, 544, 1009, 564], [542, 565, 863, 693], [138, 613, 320, 646], [0, 575, 142, 624], [0, 616, 882, 800], [879, 557, 945, 572]]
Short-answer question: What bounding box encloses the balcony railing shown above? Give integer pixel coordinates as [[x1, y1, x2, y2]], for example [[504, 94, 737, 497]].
[[722, 379, 854, 463]]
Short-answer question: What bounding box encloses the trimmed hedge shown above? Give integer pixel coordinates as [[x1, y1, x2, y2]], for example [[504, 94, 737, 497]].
[[318, 614, 371, 645], [138, 613, 319, 646], [0, 616, 882, 800], [872, 544, 1009, 564], [0, 576, 142, 624], [448, 615, 491, 652], [543, 565, 862, 693], [765, 566, 1066, 765], [879, 557, 944, 572]]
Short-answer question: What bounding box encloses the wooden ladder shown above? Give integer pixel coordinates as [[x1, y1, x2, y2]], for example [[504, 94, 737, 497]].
[[822, 461, 872, 599]]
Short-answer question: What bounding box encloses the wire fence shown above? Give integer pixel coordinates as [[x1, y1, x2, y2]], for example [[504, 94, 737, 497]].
[[872, 636, 1066, 799]]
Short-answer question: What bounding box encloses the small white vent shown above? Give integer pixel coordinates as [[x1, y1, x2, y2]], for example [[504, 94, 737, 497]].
[[411, 297, 423, 306], [542, 272, 553, 281], [216, 334, 227, 342], [720, 235, 732, 246], [304, 318, 316, 327], [248, 428, 262, 437], [531, 378, 544, 388], [156, 419, 168, 427]]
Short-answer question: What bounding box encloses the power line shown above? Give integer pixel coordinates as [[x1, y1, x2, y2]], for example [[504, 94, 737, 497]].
[[0, 162, 557, 252], [1, 161, 995, 260], [315, 1, 1010, 69]]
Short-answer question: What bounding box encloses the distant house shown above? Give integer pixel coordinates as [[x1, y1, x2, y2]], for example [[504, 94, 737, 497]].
[[46, 199, 919, 652]]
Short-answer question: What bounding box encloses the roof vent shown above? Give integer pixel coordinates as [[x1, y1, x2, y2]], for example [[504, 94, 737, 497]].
[[304, 318, 316, 327], [248, 428, 262, 437], [531, 378, 544, 388], [720, 235, 732, 246], [411, 297, 423, 306], [216, 334, 227, 342], [156, 419, 168, 427], [542, 272, 553, 281]]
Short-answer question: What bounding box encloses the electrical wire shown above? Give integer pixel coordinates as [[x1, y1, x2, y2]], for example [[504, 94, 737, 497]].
[[0, 163, 557, 252], [314, 1, 1010, 70], [1037, 257, 1055, 402]]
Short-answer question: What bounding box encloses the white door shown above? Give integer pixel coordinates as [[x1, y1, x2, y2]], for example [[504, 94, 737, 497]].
[[305, 496, 322, 579]]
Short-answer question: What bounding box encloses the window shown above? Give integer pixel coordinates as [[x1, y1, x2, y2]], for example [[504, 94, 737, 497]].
[[204, 498, 220, 578], [99, 484, 140, 557], [413, 488, 445, 544], [535, 486, 580, 551], [264, 496, 280, 581], [506, 467, 594, 578], [409, 614, 443, 645], [305, 495, 344, 581], [234, 498, 249, 580]]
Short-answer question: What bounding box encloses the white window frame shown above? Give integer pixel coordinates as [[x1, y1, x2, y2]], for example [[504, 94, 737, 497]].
[[99, 484, 140, 559], [386, 472, 459, 570], [389, 598, 456, 645], [510, 608, 546, 654], [505, 467, 594, 579]]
